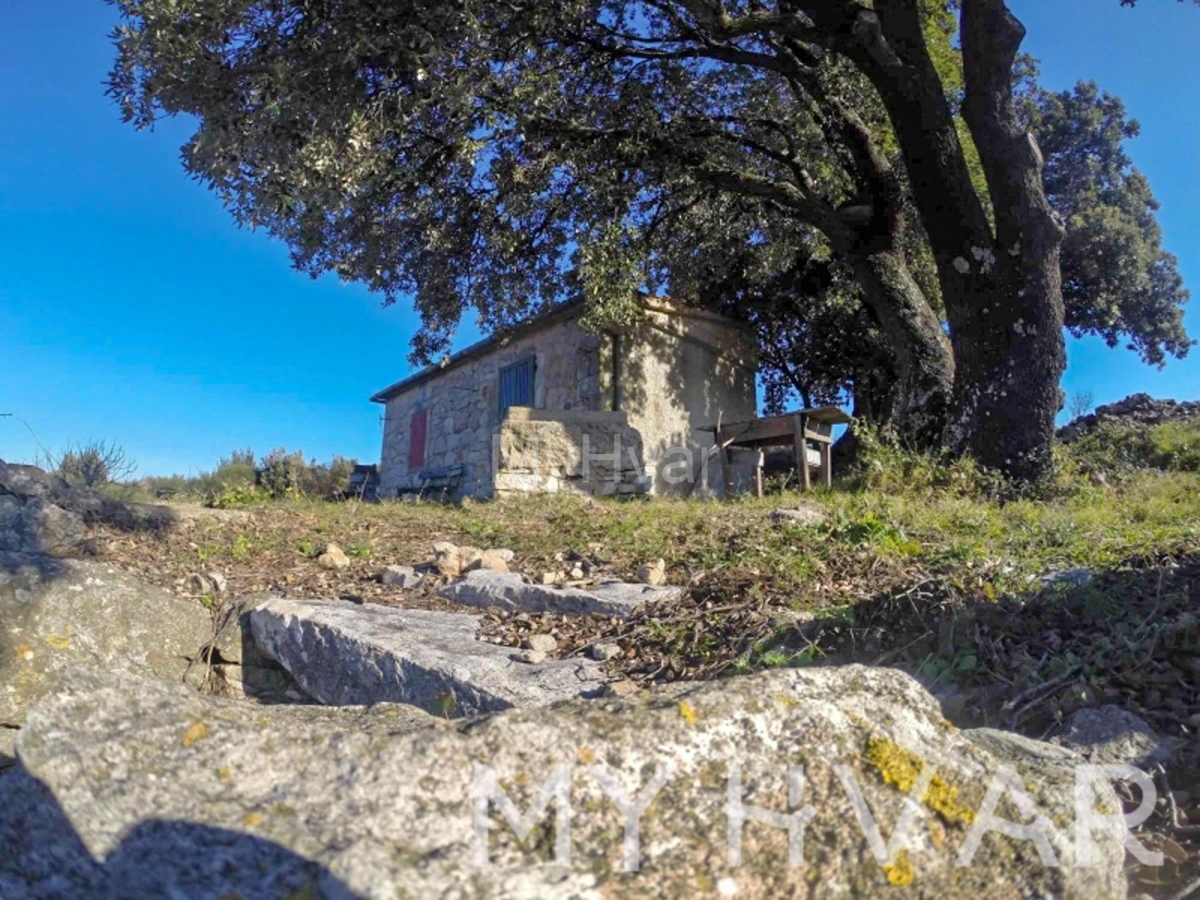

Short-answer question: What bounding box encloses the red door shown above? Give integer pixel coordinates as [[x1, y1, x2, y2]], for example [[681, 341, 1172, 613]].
[[409, 409, 428, 468]]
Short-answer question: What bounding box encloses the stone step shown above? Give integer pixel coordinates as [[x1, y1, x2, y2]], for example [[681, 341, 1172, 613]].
[[249, 597, 604, 717], [436, 569, 680, 617]]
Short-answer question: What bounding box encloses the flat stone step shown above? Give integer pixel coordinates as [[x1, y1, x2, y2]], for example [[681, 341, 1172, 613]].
[[249, 597, 604, 717], [436, 570, 681, 617]]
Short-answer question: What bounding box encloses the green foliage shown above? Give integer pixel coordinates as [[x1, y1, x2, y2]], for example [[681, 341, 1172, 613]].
[[847, 421, 1004, 498], [256, 448, 307, 499], [1066, 418, 1200, 476], [209, 482, 268, 509], [1022, 81, 1192, 366]]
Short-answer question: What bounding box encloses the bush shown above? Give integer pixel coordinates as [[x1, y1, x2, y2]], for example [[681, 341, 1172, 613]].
[[49, 439, 136, 488], [1064, 418, 1200, 476], [256, 448, 307, 499], [846, 422, 1004, 498]]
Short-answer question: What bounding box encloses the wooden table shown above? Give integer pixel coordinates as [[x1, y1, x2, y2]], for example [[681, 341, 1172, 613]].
[[698, 406, 852, 497]]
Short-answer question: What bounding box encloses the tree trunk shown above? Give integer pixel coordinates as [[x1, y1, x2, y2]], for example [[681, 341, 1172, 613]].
[[951, 0, 1066, 481], [845, 248, 956, 448], [821, 0, 1066, 480]]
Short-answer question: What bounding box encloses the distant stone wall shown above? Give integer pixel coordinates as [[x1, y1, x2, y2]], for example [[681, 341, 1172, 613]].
[[378, 318, 603, 499], [1058, 393, 1200, 443], [493, 409, 650, 497]]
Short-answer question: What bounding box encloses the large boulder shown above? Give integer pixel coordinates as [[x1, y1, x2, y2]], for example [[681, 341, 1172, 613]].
[[5, 666, 1124, 898], [0, 461, 88, 557], [250, 597, 606, 715], [0, 459, 187, 552], [0, 555, 213, 728]]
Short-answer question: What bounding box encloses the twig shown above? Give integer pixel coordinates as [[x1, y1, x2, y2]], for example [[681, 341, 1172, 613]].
[[1159, 768, 1200, 835], [1003, 663, 1083, 723], [870, 630, 933, 666]]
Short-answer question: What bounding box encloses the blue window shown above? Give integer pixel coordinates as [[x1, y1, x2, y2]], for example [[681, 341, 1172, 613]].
[[498, 356, 535, 414]]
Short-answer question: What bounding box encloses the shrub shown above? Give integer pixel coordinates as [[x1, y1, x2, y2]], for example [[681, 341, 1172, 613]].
[[49, 439, 136, 488], [256, 448, 307, 499], [846, 422, 1004, 498], [1065, 418, 1200, 476]]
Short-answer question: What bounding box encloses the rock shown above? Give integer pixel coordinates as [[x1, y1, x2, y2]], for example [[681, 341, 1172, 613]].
[[568, 564, 585, 579], [185, 594, 303, 702], [0, 494, 87, 557], [525, 633, 557, 654], [249, 597, 604, 716], [432, 543, 486, 577], [0, 459, 179, 547], [538, 571, 561, 585], [438, 570, 680, 618], [512, 649, 547, 665], [477, 549, 510, 573], [637, 557, 667, 586], [1054, 705, 1174, 769], [186, 571, 227, 595], [769, 505, 827, 528], [1058, 393, 1200, 443], [0, 554, 213, 728], [316, 543, 351, 570], [591, 642, 622, 661], [378, 565, 423, 589], [602, 678, 640, 698], [5, 666, 1125, 898]]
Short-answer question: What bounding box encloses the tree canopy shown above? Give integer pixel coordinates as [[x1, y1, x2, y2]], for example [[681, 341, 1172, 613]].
[[108, 0, 1190, 480]]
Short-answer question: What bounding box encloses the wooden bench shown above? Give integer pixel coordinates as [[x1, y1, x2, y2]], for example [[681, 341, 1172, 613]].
[[397, 464, 465, 501]]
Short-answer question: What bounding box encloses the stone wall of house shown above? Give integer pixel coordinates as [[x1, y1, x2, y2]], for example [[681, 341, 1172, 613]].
[[493, 409, 651, 497], [600, 300, 759, 496], [378, 318, 604, 499]]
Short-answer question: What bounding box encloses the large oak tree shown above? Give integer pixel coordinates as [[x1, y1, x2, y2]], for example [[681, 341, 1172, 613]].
[[108, 0, 1189, 480]]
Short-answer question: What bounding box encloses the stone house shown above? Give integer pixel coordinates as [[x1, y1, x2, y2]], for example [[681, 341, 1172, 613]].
[[370, 296, 758, 499]]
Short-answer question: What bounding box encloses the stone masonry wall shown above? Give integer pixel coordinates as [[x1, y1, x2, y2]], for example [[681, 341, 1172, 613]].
[[378, 319, 603, 499], [494, 409, 650, 497]]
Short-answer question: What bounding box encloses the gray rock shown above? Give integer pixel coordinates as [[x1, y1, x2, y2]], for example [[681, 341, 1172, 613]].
[[249, 597, 604, 716], [186, 570, 227, 595], [511, 649, 546, 664], [0, 554, 213, 728], [525, 633, 557, 654], [4, 665, 1124, 899], [438, 569, 680, 618], [591, 642, 622, 661], [0, 494, 86, 557], [1054, 705, 1174, 769], [770, 505, 828, 528], [378, 564, 423, 589]]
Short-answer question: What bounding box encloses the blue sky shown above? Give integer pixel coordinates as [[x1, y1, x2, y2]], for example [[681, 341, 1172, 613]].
[[0, 1, 1196, 477]]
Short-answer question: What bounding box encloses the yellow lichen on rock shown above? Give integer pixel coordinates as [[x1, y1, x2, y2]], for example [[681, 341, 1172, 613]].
[[45, 633, 71, 650], [864, 736, 975, 825], [181, 719, 212, 748], [678, 701, 699, 726], [883, 849, 916, 886]]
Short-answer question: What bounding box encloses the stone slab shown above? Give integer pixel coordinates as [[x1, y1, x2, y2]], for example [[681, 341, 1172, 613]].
[[437, 569, 680, 617], [249, 597, 604, 716], [2, 665, 1125, 899]]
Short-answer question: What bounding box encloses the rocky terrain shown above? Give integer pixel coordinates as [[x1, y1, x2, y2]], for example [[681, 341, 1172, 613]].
[[2, 455, 1198, 897], [1058, 393, 1200, 444]]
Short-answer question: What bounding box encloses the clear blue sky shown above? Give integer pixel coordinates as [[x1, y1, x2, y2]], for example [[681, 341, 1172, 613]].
[[1, 1, 1196, 477]]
